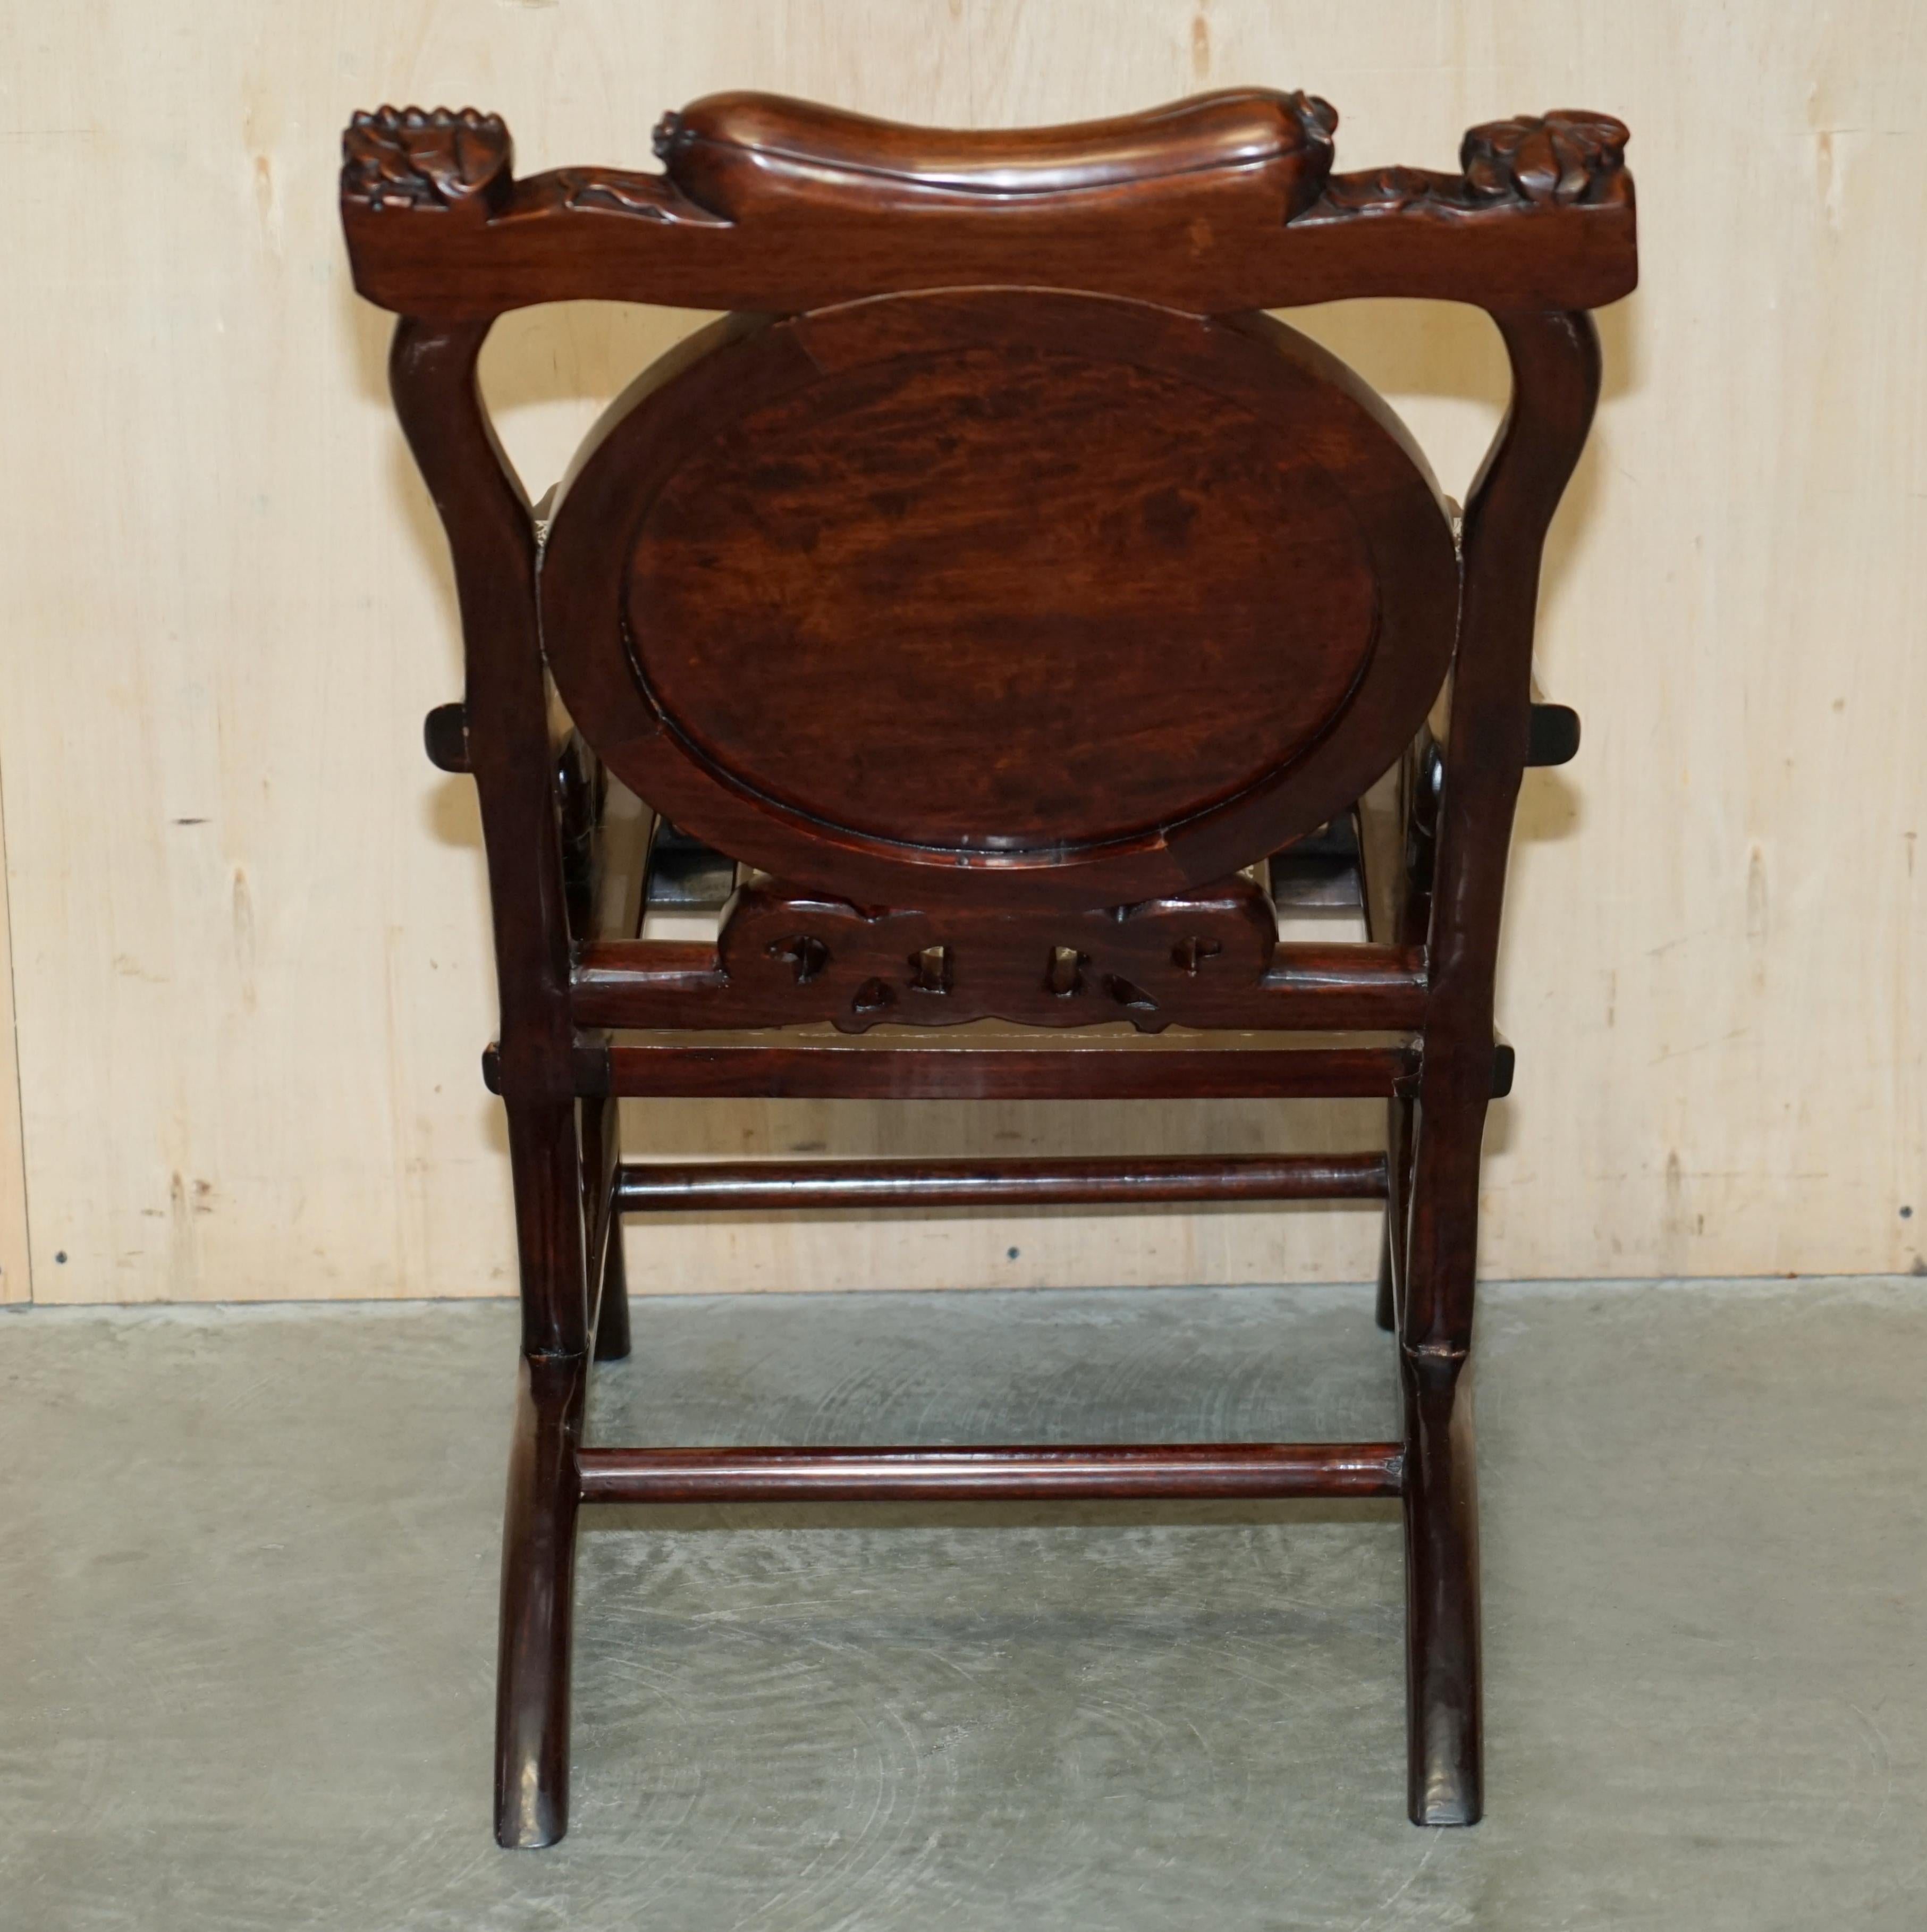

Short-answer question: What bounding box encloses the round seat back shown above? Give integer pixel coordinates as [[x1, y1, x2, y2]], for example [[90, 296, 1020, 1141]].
[[540, 291, 1458, 908]]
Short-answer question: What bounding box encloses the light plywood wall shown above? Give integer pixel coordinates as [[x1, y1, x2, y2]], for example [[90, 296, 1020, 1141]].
[[0, 774, 29, 1303], [2, 2, 1922, 1305]]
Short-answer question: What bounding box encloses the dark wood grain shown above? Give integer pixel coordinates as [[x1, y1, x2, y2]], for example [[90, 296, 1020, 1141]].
[[345, 86, 1631, 1846], [655, 88, 1341, 218], [341, 100, 1635, 318], [594, 1039, 1418, 1101], [570, 936, 1430, 1033], [712, 875, 1280, 1030], [494, 1353, 584, 1850], [1402, 1345, 1481, 1825], [577, 1441, 1405, 1505], [541, 293, 1458, 909], [1525, 702, 1581, 766], [390, 317, 594, 1845], [1394, 309, 1602, 1828], [613, 1152, 1387, 1214], [422, 701, 471, 773]]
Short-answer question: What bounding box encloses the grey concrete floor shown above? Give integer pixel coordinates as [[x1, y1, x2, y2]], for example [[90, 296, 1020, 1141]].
[[1, 1278, 1923, 1930]]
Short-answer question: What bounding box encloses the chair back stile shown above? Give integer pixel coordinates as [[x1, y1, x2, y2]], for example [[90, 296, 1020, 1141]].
[[341, 88, 1634, 1849]]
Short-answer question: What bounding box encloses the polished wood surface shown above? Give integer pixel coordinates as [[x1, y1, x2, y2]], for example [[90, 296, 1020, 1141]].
[[592, 1039, 1420, 1102], [613, 1152, 1388, 1214], [540, 294, 1458, 907], [494, 1353, 584, 1849], [577, 1441, 1406, 1505], [341, 97, 1634, 317], [344, 85, 1630, 1846], [571, 931, 1431, 1033], [657, 87, 1342, 213]]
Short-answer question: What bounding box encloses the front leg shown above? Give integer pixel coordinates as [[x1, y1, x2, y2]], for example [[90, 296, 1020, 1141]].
[[495, 1351, 585, 1848]]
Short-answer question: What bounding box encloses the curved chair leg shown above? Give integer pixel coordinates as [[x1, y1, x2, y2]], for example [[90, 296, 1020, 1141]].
[[494, 1096, 592, 1846], [1398, 1089, 1484, 1827], [495, 1352, 586, 1849], [1400, 1341, 1481, 1825]]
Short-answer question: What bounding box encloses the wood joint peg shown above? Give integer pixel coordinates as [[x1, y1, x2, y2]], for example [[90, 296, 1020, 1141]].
[[1525, 703, 1579, 767], [424, 702, 472, 773], [1490, 1036, 1516, 1099]]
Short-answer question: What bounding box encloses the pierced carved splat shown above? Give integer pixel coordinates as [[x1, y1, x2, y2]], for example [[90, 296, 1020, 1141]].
[[716, 876, 1278, 1033]]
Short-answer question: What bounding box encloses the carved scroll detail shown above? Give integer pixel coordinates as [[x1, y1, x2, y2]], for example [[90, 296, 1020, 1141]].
[[342, 107, 511, 214], [553, 168, 682, 221], [1280, 89, 1340, 183], [716, 877, 1278, 1033], [1460, 112, 1630, 207], [652, 109, 692, 167], [1320, 165, 1443, 215]]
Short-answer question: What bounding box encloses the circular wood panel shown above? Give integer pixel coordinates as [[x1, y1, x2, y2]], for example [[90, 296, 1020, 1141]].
[[543, 294, 1457, 908]]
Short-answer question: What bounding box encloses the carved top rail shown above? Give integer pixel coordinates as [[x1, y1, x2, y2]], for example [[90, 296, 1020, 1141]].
[[341, 93, 1635, 318]]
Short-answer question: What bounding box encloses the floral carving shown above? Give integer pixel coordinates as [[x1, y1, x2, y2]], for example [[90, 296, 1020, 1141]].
[[1460, 112, 1629, 207], [342, 107, 511, 213]]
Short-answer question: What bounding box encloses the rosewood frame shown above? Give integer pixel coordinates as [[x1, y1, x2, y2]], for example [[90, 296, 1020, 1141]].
[[342, 89, 1632, 1848]]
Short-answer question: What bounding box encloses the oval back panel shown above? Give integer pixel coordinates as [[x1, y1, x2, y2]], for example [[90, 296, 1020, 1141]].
[[541, 292, 1457, 908]]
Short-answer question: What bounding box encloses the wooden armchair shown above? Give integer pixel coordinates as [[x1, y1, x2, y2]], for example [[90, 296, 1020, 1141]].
[[340, 89, 1634, 1847]]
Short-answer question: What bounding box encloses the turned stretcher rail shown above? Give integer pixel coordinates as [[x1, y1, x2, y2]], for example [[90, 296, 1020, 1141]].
[[576, 1441, 1406, 1504], [614, 1151, 1389, 1213]]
